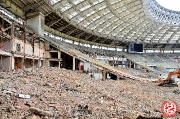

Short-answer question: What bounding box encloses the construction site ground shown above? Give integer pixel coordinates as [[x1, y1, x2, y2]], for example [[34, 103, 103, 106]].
[[0, 67, 179, 119]]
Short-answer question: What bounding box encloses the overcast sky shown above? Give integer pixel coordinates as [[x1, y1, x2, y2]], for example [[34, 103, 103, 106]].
[[156, 0, 180, 11]]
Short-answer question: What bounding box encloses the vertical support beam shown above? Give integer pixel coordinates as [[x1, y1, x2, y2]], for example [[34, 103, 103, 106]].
[[32, 35, 34, 55], [134, 63, 136, 69], [44, 59, 49, 67], [58, 51, 61, 69], [21, 24, 26, 70], [58, 51, 61, 59], [38, 38, 41, 68], [22, 23, 26, 54], [11, 23, 15, 51], [102, 69, 106, 81], [11, 54, 14, 70], [129, 60, 131, 68], [73, 56, 75, 71], [39, 38, 40, 57], [117, 75, 120, 80]]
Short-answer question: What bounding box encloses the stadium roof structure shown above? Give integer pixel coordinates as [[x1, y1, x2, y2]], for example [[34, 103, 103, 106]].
[[1, 0, 180, 49]]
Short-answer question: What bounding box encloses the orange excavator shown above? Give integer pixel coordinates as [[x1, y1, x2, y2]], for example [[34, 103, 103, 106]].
[[158, 69, 180, 87]]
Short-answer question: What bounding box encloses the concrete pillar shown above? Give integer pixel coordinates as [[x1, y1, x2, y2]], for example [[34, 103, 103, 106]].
[[26, 12, 44, 37], [102, 70, 106, 81], [73, 57, 75, 71], [117, 75, 120, 80], [11, 55, 15, 70], [129, 60, 131, 68], [134, 63, 136, 69], [58, 51, 61, 59], [44, 59, 49, 67]]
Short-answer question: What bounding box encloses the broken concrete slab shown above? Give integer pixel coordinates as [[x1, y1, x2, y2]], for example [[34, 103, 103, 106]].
[[29, 107, 54, 117], [18, 94, 31, 99]]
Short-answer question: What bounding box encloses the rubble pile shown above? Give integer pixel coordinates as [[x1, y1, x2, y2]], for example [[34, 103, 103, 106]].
[[0, 67, 179, 119]]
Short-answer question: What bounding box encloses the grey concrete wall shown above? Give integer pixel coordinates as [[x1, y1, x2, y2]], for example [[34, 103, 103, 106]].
[[0, 38, 13, 51], [0, 55, 11, 71]]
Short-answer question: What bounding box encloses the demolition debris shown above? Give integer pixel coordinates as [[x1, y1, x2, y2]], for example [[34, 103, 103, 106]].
[[0, 67, 179, 118]]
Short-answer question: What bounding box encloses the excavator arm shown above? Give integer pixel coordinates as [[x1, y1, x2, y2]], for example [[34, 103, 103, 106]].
[[166, 71, 179, 83], [158, 69, 180, 87]]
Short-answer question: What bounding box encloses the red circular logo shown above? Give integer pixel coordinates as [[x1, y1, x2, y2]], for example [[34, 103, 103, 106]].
[[161, 101, 179, 118]]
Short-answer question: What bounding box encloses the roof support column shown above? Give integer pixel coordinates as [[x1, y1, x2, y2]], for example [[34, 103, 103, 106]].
[[73, 56, 76, 71]]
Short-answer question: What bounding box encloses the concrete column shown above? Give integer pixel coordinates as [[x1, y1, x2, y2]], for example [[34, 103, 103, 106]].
[[44, 59, 49, 67], [117, 75, 120, 80], [26, 12, 44, 36], [11, 55, 15, 70], [129, 60, 131, 68], [134, 63, 136, 69], [113, 60, 115, 67], [58, 51, 61, 59], [102, 70, 106, 81], [73, 57, 76, 71], [22, 26, 26, 55]]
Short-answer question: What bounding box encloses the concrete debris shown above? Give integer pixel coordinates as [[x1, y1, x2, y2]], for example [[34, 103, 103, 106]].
[[173, 89, 180, 94], [18, 94, 31, 99], [136, 115, 162, 119], [29, 107, 54, 117], [26, 115, 41, 119], [7, 105, 16, 112], [0, 67, 179, 118], [2, 90, 13, 94]]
